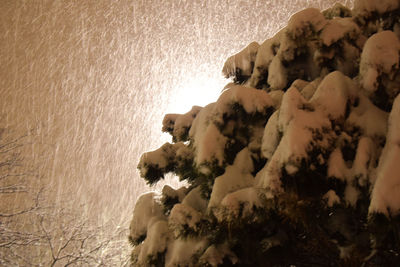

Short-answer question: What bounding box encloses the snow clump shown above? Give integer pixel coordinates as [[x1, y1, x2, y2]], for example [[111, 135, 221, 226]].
[[130, 1, 400, 265]]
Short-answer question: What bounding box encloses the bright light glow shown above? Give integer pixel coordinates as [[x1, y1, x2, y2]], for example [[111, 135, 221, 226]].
[[168, 69, 227, 114]]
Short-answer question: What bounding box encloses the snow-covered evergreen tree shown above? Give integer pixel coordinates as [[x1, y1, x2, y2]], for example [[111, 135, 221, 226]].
[[129, 1, 400, 265]]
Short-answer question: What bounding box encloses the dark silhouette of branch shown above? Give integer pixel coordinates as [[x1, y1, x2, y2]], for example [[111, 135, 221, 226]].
[[0, 129, 129, 265]]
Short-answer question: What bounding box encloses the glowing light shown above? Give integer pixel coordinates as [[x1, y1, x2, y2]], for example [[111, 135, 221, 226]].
[[168, 69, 227, 114]]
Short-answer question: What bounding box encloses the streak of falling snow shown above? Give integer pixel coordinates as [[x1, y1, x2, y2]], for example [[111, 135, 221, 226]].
[[0, 0, 353, 263]]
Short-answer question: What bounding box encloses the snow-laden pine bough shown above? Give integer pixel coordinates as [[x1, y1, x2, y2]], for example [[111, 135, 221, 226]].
[[130, 0, 400, 266]]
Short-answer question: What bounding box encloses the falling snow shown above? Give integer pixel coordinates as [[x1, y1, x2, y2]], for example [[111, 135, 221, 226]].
[[0, 0, 355, 265]]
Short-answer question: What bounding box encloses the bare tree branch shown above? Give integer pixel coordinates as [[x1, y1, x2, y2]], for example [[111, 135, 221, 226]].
[[0, 128, 130, 266]]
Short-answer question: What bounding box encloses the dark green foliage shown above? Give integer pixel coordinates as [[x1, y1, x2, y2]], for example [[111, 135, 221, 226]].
[[375, 80, 393, 112], [284, 47, 320, 85], [129, 233, 146, 246], [174, 126, 190, 143], [251, 155, 267, 176], [364, 213, 400, 267], [128, 235, 135, 246], [326, 177, 346, 198], [175, 155, 197, 182], [138, 142, 197, 185], [232, 66, 253, 84], [253, 67, 269, 89], [193, 161, 226, 199], [364, 250, 400, 267], [142, 164, 172, 185], [368, 213, 400, 252], [323, 3, 352, 19], [281, 162, 328, 199], [162, 117, 174, 135], [161, 195, 180, 215], [147, 253, 166, 267]]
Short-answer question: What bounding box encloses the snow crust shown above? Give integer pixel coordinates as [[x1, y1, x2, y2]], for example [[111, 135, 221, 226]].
[[369, 95, 400, 216], [299, 78, 321, 100], [261, 110, 280, 159], [287, 8, 327, 39], [217, 187, 264, 222], [353, 137, 376, 186], [354, 0, 400, 16], [323, 189, 341, 207], [257, 84, 334, 193], [189, 103, 226, 169], [327, 148, 348, 182], [192, 121, 227, 168], [163, 106, 202, 142], [267, 56, 287, 90], [182, 186, 208, 212], [137, 141, 193, 183], [248, 32, 282, 88], [138, 143, 174, 175], [208, 148, 254, 209], [199, 243, 238, 267], [189, 85, 274, 170], [169, 203, 202, 232], [216, 84, 275, 116], [256, 70, 385, 206], [222, 42, 260, 79], [165, 238, 207, 267], [310, 71, 357, 120], [130, 192, 165, 241], [360, 31, 400, 93], [162, 184, 188, 202], [133, 220, 170, 264], [346, 94, 389, 138], [326, 131, 381, 206], [320, 17, 360, 46], [323, 3, 352, 19]]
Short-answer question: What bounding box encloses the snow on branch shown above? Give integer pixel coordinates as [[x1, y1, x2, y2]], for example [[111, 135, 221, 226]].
[[130, 1, 400, 265]]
